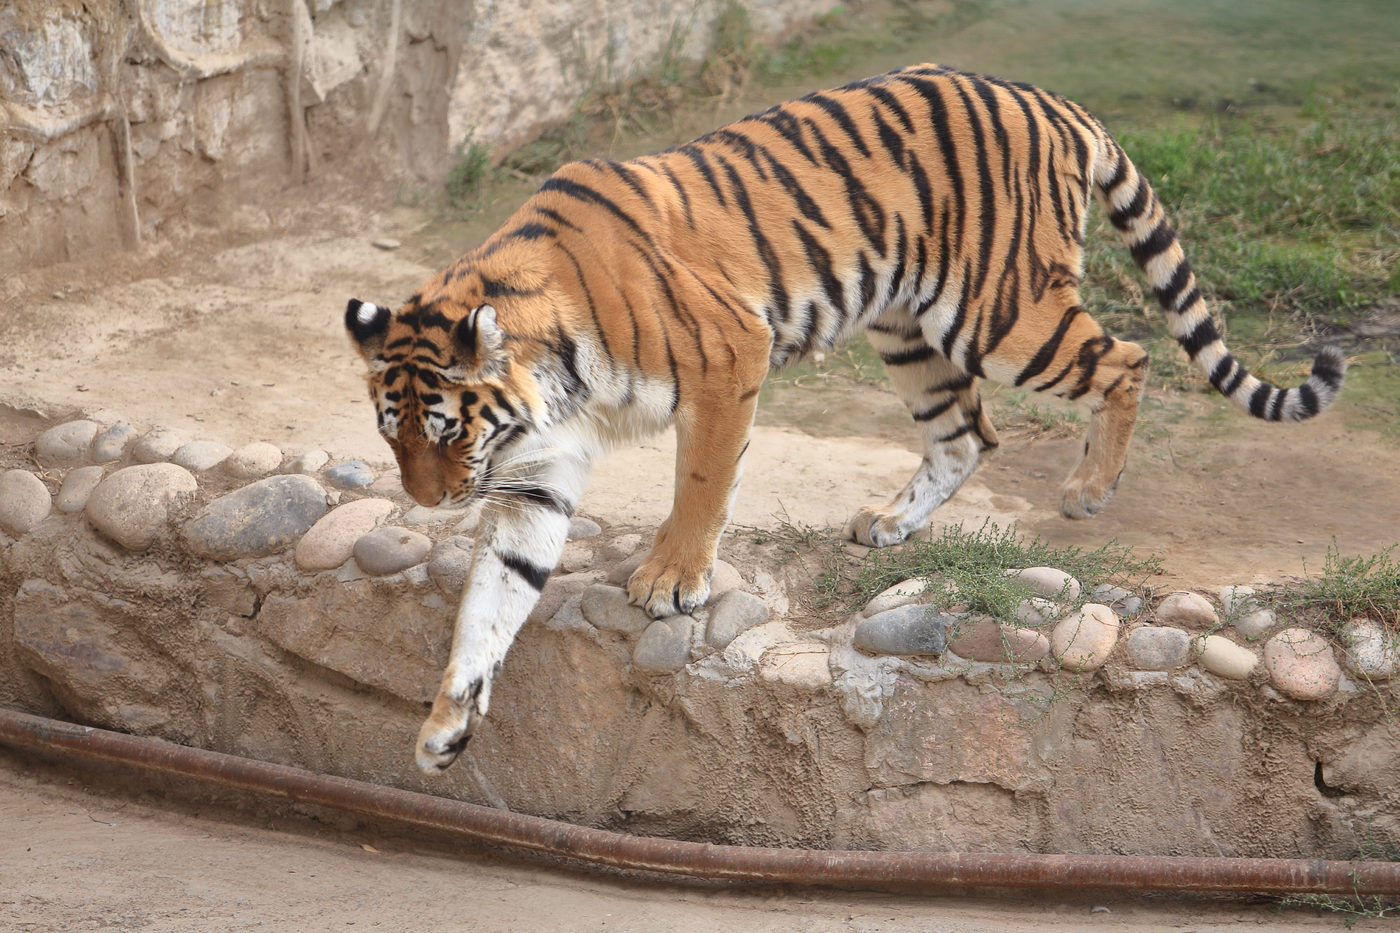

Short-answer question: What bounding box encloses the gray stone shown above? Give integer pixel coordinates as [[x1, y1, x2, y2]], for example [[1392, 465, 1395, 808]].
[[1012, 597, 1061, 628], [1234, 608, 1278, 640], [527, 572, 595, 626], [0, 470, 52, 535], [1125, 625, 1192, 671], [1155, 591, 1219, 627], [427, 535, 475, 596], [708, 559, 743, 603], [353, 526, 432, 575], [325, 460, 375, 489], [1193, 634, 1258, 680], [183, 474, 328, 560], [295, 497, 393, 572], [287, 449, 330, 474], [1093, 583, 1143, 615], [55, 465, 105, 513], [568, 516, 602, 540], [861, 578, 927, 618], [560, 541, 594, 573], [706, 589, 770, 650], [854, 605, 949, 657], [172, 440, 233, 472], [223, 441, 284, 478], [86, 463, 198, 551], [402, 503, 475, 526], [946, 614, 1049, 663], [131, 426, 187, 463], [1264, 628, 1342, 700], [1005, 566, 1081, 601], [602, 533, 643, 561], [1338, 618, 1398, 681], [633, 616, 696, 672], [1050, 604, 1120, 672], [35, 419, 99, 466], [581, 583, 652, 635], [91, 423, 138, 462]]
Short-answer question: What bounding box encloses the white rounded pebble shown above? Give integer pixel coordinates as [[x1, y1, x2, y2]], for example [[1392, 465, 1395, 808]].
[[1337, 618, 1398, 681], [1219, 585, 1259, 616], [861, 578, 927, 618], [172, 440, 233, 472], [1125, 625, 1192, 671], [1264, 628, 1342, 700], [91, 423, 139, 462], [353, 526, 432, 575], [1193, 635, 1258, 680], [287, 449, 331, 474], [85, 463, 198, 551], [581, 584, 652, 635], [1155, 591, 1219, 627], [1050, 604, 1119, 671], [131, 426, 187, 463], [56, 465, 106, 513], [0, 469, 52, 535], [633, 616, 696, 672], [35, 420, 99, 466], [295, 498, 394, 572], [223, 441, 284, 479], [1005, 566, 1081, 601], [1234, 608, 1278, 640]]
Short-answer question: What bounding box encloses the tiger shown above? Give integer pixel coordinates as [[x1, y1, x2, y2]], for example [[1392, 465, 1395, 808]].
[[346, 64, 1345, 773]]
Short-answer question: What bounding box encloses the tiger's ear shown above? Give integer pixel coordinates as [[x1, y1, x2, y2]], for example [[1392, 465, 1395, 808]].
[[445, 304, 507, 381], [346, 298, 391, 360]]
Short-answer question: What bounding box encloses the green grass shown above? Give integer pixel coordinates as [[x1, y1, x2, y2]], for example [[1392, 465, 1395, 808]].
[[1271, 544, 1400, 636]]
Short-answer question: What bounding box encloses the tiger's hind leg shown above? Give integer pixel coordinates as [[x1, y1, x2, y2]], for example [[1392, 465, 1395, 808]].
[[846, 322, 998, 547], [982, 299, 1150, 519]]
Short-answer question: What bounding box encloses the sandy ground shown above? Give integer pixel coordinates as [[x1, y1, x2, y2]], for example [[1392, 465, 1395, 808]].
[[3, 192, 1398, 928]]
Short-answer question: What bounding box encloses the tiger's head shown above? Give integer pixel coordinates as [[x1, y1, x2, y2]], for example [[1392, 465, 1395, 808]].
[[345, 296, 532, 508]]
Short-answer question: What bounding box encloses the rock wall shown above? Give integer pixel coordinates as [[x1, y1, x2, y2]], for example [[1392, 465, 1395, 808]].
[[0, 0, 841, 270], [3, 416, 1400, 858]]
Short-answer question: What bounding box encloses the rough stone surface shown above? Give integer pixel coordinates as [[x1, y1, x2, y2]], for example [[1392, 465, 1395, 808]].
[[759, 643, 831, 689], [1194, 635, 1258, 680], [85, 463, 198, 551], [223, 441, 284, 478], [581, 584, 651, 635], [402, 504, 474, 526], [708, 559, 743, 603], [861, 578, 927, 618], [55, 465, 105, 513], [35, 419, 99, 465], [1013, 597, 1061, 628], [1338, 618, 1398, 681], [1005, 566, 1081, 601], [1050, 604, 1120, 671], [427, 535, 475, 596], [131, 426, 187, 464], [0, 470, 52, 536], [706, 589, 770, 650], [91, 423, 138, 463], [1155, 591, 1219, 627], [854, 605, 949, 657], [1234, 608, 1278, 640], [567, 516, 602, 540], [353, 526, 432, 576], [1264, 628, 1342, 700], [559, 541, 594, 573], [1093, 583, 1143, 616], [295, 497, 393, 572], [287, 449, 330, 474], [325, 460, 375, 489], [1125, 625, 1192, 671], [946, 615, 1049, 663], [183, 474, 328, 560], [633, 616, 695, 672], [172, 440, 233, 472], [602, 533, 643, 561]]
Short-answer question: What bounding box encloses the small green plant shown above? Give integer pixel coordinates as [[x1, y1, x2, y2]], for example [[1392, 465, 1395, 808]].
[[1270, 543, 1400, 637], [445, 134, 491, 208]]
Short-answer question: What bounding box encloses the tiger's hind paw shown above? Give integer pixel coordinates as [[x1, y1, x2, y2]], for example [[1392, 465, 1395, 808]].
[[627, 551, 712, 618], [1058, 474, 1119, 520], [845, 505, 913, 548]]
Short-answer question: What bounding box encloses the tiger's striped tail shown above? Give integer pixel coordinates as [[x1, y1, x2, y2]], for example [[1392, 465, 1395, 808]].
[[1091, 141, 1346, 421]]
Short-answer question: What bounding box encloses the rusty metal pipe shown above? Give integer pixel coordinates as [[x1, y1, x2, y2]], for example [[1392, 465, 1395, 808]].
[[2, 707, 1395, 896]]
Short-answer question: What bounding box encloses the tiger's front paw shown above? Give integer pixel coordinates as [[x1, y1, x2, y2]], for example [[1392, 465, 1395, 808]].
[[845, 504, 912, 548], [416, 676, 492, 773], [627, 549, 712, 618]]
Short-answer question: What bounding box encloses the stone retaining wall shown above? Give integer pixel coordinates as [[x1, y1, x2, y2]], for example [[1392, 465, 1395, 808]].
[[1, 0, 841, 270], [3, 417, 1399, 857]]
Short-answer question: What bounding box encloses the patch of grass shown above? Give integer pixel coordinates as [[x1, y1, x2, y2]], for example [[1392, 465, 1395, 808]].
[[1271, 543, 1400, 637], [444, 135, 491, 208], [984, 387, 1085, 438]]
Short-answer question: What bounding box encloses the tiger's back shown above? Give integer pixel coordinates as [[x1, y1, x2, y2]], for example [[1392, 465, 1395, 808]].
[[347, 65, 1345, 773]]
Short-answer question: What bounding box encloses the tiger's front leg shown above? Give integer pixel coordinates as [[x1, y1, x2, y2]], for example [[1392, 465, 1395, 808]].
[[416, 449, 592, 773]]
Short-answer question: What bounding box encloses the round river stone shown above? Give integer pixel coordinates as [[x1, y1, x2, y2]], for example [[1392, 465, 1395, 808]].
[[295, 497, 393, 572], [56, 465, 106, 513], [86, 463, 198, 551], [183, 474, 328, 560], [35, 419, 99, 466], [353, 525, 432, 575], [0, 470, 52, 536], [1050, 604, 1120, 671], [91, 423, 139, 463], [1264, 628, 1342, 700]]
